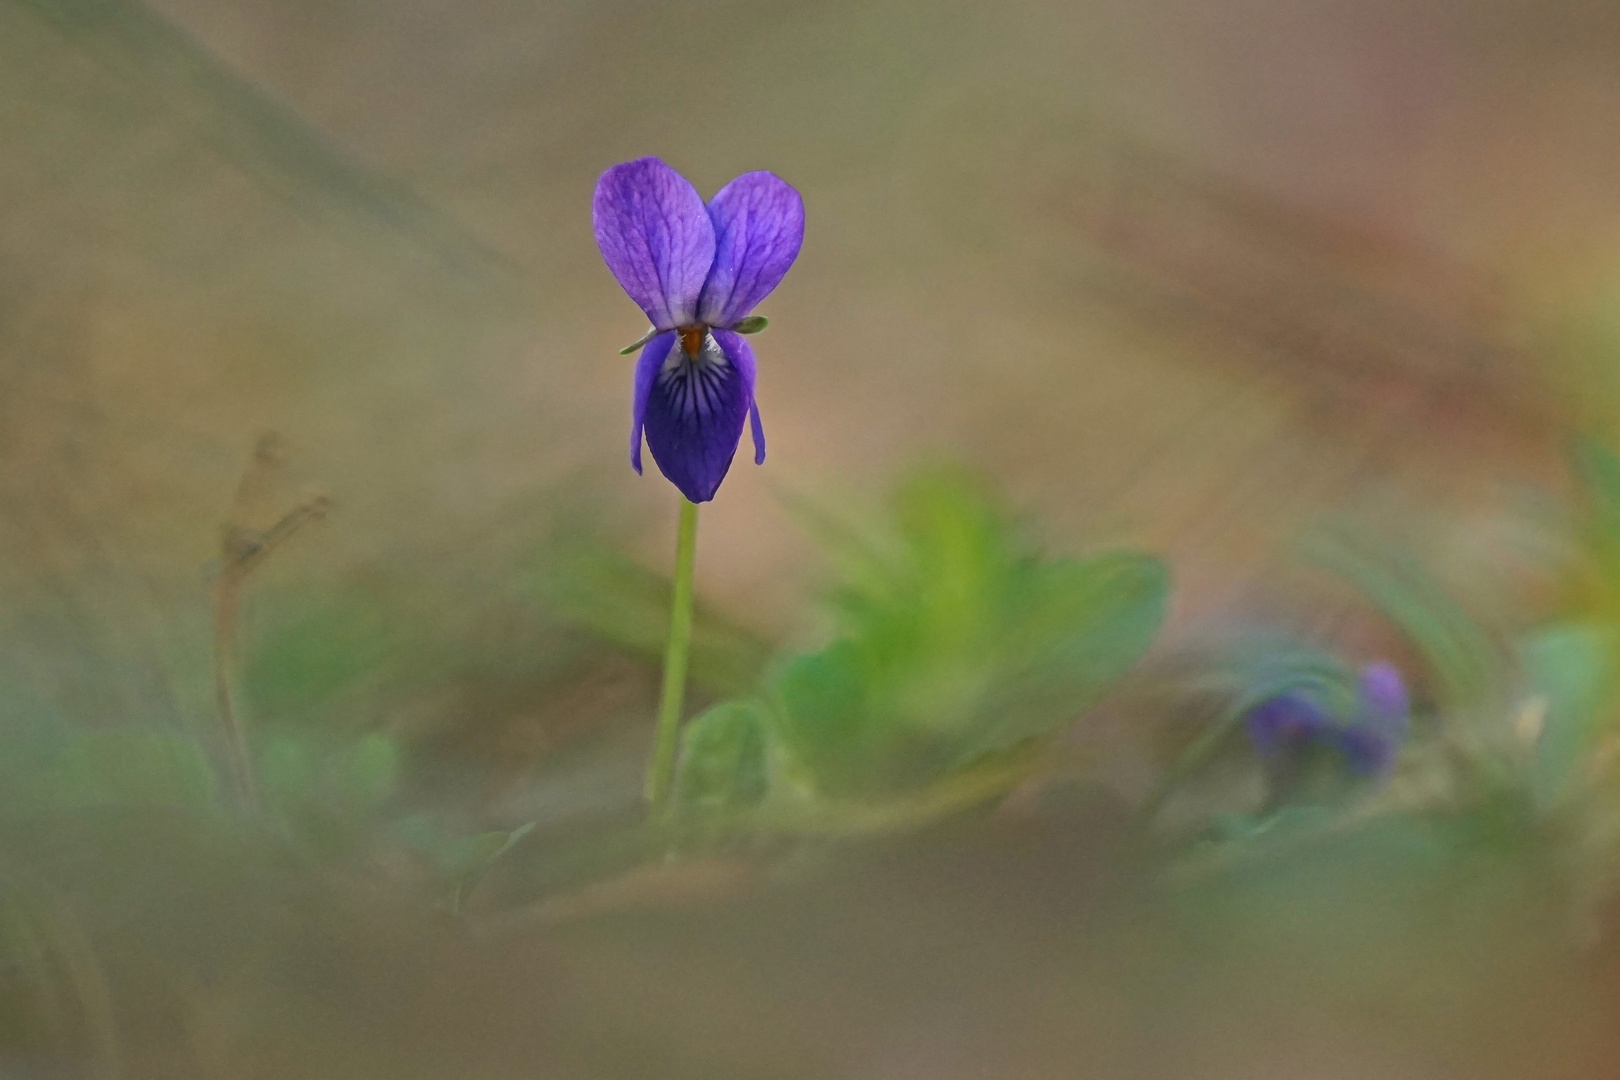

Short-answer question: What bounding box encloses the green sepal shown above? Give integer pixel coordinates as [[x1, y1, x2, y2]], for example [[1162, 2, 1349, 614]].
[[618, 327, 657, 355], [732, 315, 769, 334]]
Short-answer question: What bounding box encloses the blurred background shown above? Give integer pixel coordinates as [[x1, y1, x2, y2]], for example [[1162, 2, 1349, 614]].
[[8, 0, 1620, 1076]]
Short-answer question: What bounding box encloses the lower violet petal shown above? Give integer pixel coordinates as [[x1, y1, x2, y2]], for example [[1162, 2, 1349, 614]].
[[642, 331, 753, 502], [716, 327, 765, 467]]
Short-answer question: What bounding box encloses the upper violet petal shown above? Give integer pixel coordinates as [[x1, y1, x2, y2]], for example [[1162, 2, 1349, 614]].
[[642, 330, 754, 502], [630, 331, 676, 474], [593, 159, 716, 331], [697, 172, 804, 327]]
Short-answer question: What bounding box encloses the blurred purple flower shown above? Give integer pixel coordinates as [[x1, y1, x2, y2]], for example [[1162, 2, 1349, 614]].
[[1245, 691, 1333, 756], [1245, 662, 1410, 786], [592, 157, 804, 502], [1353, 661, 1409, 738], [1340, 660, 1410, 774]]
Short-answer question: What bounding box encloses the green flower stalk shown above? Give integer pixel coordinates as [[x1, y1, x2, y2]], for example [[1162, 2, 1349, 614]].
[[646, 497, 698, 815]]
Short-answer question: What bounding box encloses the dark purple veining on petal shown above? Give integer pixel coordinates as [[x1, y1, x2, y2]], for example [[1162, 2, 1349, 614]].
[[592, 158, 715, 331], [697, 171, 805, 328], [640, 331, 755, 502]]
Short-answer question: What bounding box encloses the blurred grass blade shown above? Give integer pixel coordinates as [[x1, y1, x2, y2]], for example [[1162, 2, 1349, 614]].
[[7, 0, 522, 278], [1307, 532, 1503, 712]]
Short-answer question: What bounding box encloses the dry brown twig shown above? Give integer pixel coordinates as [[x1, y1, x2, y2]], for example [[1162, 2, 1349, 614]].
[[212, 434, 330, 815]]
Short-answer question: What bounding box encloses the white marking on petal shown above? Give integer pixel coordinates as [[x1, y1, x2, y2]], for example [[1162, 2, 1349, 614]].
[[656, 332, 734, 419]]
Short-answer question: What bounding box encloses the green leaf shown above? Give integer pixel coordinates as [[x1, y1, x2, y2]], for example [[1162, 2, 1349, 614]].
[[957, 550, 1168, 760], [1522, 622, 1617, 810], [241, 595, 400, 723], [399, 817, 536, 883], [676, 701, 770, 811], [771, 642, 878, 796], [423, 821, 537, 914], [771, 468, 1169, 797], [434, 831, 511, 880]]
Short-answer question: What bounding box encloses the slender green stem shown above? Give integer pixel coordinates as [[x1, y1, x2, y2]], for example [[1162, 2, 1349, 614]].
[[647, 497, 699, 816]]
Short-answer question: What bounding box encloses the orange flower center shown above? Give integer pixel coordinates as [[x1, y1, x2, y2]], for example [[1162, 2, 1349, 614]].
[[678, 324, 706, 358]]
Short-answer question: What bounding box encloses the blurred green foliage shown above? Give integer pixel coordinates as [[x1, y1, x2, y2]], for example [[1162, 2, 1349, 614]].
[[258, 729, 402, 856], [1522, 623, 1617, 813], [242, 594, 405, 725], [777, 471, 1166, 788], [28, 728, 218, 815], [679, 469, 1168, 811], [675, 700, 771, 814], [546, 468, 1167, 830]]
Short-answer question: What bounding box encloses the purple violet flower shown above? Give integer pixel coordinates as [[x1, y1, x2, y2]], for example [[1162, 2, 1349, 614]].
[[1245, 691, 1333, 757], [592, 157, 804, 503], [1245, 662, 1411, 785]]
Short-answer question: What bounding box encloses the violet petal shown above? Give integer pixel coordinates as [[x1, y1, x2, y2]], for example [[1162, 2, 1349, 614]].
[[696, 171, 804, 328], [641, 329, 756, 502], [593, 158, 715, 331], [749, 397, 766, 465], [629, 331, 676, 474]]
